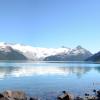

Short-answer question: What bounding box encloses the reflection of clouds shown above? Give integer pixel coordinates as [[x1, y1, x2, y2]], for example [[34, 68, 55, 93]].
[[0, 66, 15, 80], [0, 67, 69, 79], [0, 72, 6, 79], [11, 67, 69, 77], [0, 66, 93, 79]]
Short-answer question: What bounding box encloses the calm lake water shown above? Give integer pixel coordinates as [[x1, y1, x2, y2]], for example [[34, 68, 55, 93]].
[[0, 61, 100, 99]]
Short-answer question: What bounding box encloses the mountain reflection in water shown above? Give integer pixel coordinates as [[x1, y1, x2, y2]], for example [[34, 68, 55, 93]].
[[0, 65, 99, 79]]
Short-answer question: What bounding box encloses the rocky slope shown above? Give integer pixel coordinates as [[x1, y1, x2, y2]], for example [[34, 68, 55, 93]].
[[0, 45, 27, 60], [44, 46, 92, 61], [86, 51, 100, 62]]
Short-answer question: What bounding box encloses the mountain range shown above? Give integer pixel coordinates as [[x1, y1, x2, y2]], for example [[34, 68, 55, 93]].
[[86, 51, 100, 62], [44, 46, 92, 61], [0, 42, 93, 61]]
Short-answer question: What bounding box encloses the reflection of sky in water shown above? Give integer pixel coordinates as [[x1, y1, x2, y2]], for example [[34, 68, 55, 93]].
[[0, 62, 100, 79], [0, 66, 91, 79], [0, 62, 100, 99]]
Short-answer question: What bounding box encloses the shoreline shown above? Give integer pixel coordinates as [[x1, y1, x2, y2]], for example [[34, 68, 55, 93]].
[[0, 89, 100, 100]]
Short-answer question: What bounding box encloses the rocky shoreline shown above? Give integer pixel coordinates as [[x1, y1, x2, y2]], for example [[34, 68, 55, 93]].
[[0, 90, 100, 100]]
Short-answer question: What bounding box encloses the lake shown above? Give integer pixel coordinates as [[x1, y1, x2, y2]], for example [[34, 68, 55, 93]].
[[0, 61, 100, 100]]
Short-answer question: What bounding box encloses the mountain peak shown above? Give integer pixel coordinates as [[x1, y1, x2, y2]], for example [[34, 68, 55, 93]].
[[76, 45, 83, 49], [0, 42, 92, 61]]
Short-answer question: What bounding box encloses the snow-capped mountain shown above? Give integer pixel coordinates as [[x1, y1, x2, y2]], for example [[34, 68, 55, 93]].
[[0, 42, 70, 60], [0, 44, 27, 60], [44, 46, 92, 61], [0, 42, 92, 61]]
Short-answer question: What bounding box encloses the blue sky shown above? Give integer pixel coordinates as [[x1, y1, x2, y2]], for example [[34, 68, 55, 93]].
[[0, 0, 100, 53]]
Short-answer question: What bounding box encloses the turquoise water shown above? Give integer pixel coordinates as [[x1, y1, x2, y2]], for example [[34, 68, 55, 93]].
[[0, 61, 100, 99]]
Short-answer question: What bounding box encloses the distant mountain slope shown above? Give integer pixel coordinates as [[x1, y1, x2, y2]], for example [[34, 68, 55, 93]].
[[86, 51, 100, 61], [0, 46, 27, 60], [0, 42, 70, 60], [44, 46, 92, 61], [0, 42, 92, 61]]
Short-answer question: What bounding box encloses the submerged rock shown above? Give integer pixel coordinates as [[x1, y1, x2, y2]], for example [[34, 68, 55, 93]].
[[2, 90, 27, 100], [29, 97, 38, 100], [74, 96, 83, 100], [0, 89, 100, 100], [57, 91, 74, 100], [0, 97, 9, 100], [0, 93, 9, 100]]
